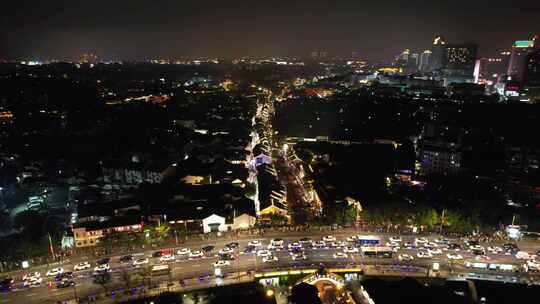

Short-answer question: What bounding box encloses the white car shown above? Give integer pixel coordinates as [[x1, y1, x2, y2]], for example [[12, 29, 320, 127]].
[[433, 238, 449, 244], [487, 246, 503, 253], [328, 242, 342, 248], [267, 243, 284, 250], [346, 236, 358, 242], [270, 238, 284, 246], [262, 255, 279, 263], [429, 248, 443, 255], [288, 242, 302, 250], [526, 260, 540, 271], [74, 261, 91, 271], [189, 250, 204, 259], [398, 254, 414, 261], [22, 272, 41, 281], [323, 235, 336, 242], [415, 237, 428, 244], [424, 242, 439, 248], [516, 251, 532, 260], [299, 238, 312, 245], [46, 267, 64, 277], [177, 248, 191, 255], [219, 247, 234, 255], [333, 252, 348, 259], [94, 264, 110, 272], [389, 236, 402, 242], [248, 240, 262, 247], [213, 260, 231, 267], [417, 251, 433, 259], [23, 277, 42, 288], [160, 254, 176, 262], [386, 241, 400, 248], [447, 253, 463, 260], [312, 240, 327, 249], [291, 253, 307, 261], [343, 246, 359, 253], [469, 245, 485, 251], [257, 250, 271, 257], [133, 258, 149, 266]]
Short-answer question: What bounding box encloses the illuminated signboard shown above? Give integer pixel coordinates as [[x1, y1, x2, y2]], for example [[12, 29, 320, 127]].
[[514, 40, 534, 48]]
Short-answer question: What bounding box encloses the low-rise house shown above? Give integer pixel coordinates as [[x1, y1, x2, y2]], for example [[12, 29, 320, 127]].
[[72, 216, 143, 247]]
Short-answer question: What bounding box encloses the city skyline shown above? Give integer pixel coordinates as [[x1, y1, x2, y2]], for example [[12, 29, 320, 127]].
[[2, 0, 540, 61]]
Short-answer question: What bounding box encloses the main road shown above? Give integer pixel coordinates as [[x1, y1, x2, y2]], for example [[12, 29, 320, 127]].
[[1, 230, 539, 303]]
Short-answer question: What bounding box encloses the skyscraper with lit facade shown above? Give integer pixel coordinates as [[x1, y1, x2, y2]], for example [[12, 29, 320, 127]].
[[525, 48, 540, 87], [507, 40, 536, 83], [429, 36, 446, 72], [443, 43, 478, 77], [419, 50, 432, 71]]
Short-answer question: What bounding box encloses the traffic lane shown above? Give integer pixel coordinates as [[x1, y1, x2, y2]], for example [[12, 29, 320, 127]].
[[9, 234, 538, 289], [4, 249, 363, 300], [2, 257, 227, 304], [1, 249, 530, 304]]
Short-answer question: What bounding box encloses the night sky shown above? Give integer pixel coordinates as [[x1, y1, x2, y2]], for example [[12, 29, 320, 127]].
[[1, 0, 539, 61]]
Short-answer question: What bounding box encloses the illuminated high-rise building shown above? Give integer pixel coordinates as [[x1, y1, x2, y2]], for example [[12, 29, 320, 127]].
[[507, 40, 536, 83], [419, 50, 432, 71], [478, 55, 508, 84], [443, 43, 478, 76], [524, 47, 540, 87], [429, 35, 446, 72]]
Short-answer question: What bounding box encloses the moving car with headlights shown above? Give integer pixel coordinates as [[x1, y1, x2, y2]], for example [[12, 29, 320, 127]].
[[447, 253, 463, 260], [333, 252, 348, 259], [343, 246, 359, 253], [133, 258, 149, 266], [0, 278, 14, 292], [23, 277, 42, 288], [270, 238, 284, 246], [243, 246, 256, 254], [213, 260, 231, 267], [299, 238, 312, 245], [74, 262, 91, 271], [288, 242, 302, 250], [291, 253, 307, 261], [56, 278, 75, 289], [189, 250, 204, 259], [177, 248, 191, 255], [417, 251, 432, 259], [160, 254, 176, 262], [428, 248, 443, 255], [262, 255, 279, 263], [22, 272, 41, 281], [323, 235, 336, 242], [46, 267, 64, 277], [257, 249, 271, 257], [120, 255, 133, 264], [346, 236, 358, 242], [312, 240, 327, 249], [515, 251, 532, 260], [248, 240, 262, 247], [219, 247, 234, 255], [389, 236, 402, 242], [94, 264, 110, 272], [415, 237, 428, 244], [398, 254, 414, 261]]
